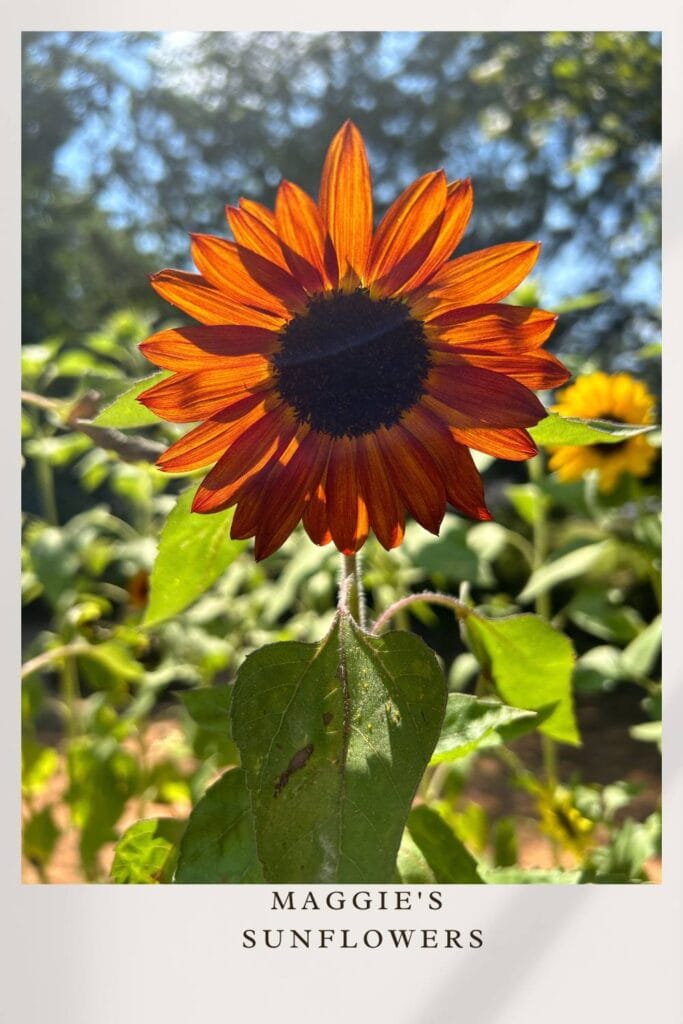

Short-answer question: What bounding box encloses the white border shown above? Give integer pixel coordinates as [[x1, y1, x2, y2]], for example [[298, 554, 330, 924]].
[[4, 7, 681, 1023]]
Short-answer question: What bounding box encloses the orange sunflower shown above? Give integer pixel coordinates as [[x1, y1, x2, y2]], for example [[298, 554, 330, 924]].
[[138, 121, 569, 560]]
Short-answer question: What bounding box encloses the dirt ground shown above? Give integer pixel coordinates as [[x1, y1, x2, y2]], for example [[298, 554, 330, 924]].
[[21, 685, 661, 885]]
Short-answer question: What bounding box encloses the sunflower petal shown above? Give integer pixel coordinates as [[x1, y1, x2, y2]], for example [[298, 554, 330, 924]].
[[192, 403, 297, 514], [229, 427, 315, 542], [426, 360, 547, 428], [275, 180, 338, 291], [250, 431, 332, 559], [140, 325, 279, 371], [426, 303, 558, 348], [227, 204, 288, 268], [413, 241, 541, 312], [150, 269, 283, 327], [137, 361, 272, 422], [396, 178, 474, 294], [190, 234, 290, 318], [237, 197, 277, 232], [377, 425, 446, 534], [302, 475, 332, 546], [318, 121, 373, 282], [156, 393, 271, 472], [450, 426, 538, 462], [402, 403, 492, 520], [356, 433, 405, 550], [325, 436, 369, 554], [432, 347, 571, 390], [369, 171, 447, 296], [235, 246, 310, 312]]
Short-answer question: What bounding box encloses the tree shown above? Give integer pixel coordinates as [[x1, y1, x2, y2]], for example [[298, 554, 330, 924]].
[[23, 31, 661, 371]]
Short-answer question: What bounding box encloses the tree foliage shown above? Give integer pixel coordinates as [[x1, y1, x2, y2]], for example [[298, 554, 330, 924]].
[[23, 30, 660, 373]]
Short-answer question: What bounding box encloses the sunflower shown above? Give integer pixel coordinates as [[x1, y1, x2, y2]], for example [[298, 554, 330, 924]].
[[138, 121, 569, 559], [548, 371, 657, 493], [536, 785, 595, 862]]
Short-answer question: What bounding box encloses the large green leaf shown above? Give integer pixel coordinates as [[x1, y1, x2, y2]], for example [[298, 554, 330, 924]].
[[175, 768, 263, 883], [465, 612, 579, 745], [529, 413, 654, 446], [144, 484, 247, 626], [93, 373, 169, 428], [231, 613, 447, 882], [429, 694, 537, 765], [405, 805, 483, 883], [111, 818, 186, 884]]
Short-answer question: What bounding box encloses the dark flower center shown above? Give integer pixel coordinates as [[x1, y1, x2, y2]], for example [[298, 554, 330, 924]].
[[271, 289, 430, 437]]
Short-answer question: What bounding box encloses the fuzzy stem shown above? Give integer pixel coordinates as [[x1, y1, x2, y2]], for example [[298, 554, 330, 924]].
[[372, 590, 469, 635], [21, 643, 90, 680], [339, 553, 366, 628]]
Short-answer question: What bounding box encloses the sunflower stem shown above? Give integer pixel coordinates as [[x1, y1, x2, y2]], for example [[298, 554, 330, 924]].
[[528, 454, 561, 796], [372, 590, 469, 635], [340, 553, 366, 628], [60, 652, 81, 739]]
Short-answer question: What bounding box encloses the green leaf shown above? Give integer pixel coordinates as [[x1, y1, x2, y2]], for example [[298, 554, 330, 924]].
[[566, 588, 642, 644], [23, 808, 60, 867], [405, 805, 483, 883], [175, 769, 263, 883], [395, 829, 435, 883], [518, 540, 613, 604], [493, 818, 517, 868], [22, 740, 59, 797], [506, 483, 550, 526], [582, 816, 660, 882], [78, 640, 144, 685], [621, 615, 662, 680], [24, 434, 92, 466], [630, 721, 661, 748], [180, 685, 238, 764], [93, 373, 169, 428], [573, 645, 624, 693], [180, 686, 232, 732], [429, 693, 537, 765], [529, 413, 654, 446], [403, 516, 494, 587], [465, 612, 579, 745], [28, 527, 80, 606], [66, 738, 140, 877], [144, 485, 248, 626], [231, 614, 447, 882], [21, 340, 61, 381], [111, 818, 186, 883]]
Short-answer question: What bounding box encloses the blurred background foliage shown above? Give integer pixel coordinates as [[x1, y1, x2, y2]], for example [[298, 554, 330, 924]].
[[21, 31, 661, 883], [23, 31, 660, 363]]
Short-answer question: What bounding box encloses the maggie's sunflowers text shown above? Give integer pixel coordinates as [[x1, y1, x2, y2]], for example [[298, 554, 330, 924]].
[[241, 889, 484, 949]]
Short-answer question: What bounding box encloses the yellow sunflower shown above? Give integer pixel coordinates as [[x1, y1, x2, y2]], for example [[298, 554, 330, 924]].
[[548, 371, 657, 493], [138, 121, 568, 559], [537, 785, 595, 862]]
